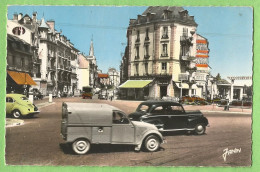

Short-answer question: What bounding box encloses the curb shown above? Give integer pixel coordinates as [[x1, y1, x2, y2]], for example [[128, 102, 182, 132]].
[[201, 110, 251, 115]]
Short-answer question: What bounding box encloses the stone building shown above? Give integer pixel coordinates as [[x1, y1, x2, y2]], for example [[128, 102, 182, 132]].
[[7, 12, 80, 96], [6, 13, 39, 94], [120, 6, 210, 100]]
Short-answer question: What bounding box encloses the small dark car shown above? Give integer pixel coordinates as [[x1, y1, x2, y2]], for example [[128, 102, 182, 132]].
[[128, 101, 209, 135]]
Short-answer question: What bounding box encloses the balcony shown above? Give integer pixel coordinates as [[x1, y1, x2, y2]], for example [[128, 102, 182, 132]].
[[161, 34, 169, 39], [144, 55, 150, 59], [145, 37, 150, 41], [181, 55, 196, 61], [161, 53, 168, 57], [180, 36, 193, 46]]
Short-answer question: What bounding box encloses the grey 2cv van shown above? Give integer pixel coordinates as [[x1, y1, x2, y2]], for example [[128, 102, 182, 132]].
[[61, 103, 164, 155]]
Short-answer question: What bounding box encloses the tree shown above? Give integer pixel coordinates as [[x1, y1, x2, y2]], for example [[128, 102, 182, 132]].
[[216, 73, 221, 81]]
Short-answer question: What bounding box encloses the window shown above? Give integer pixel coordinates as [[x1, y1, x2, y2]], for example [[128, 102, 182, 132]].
[[21, 97, 28, 101], [6, 97, 14, 103], [135, 64, 139, 75], [113, 111, 129, 124], [162, 27, 168, 39], [170, 105, 185, 114], [145, 28, 149, 40], [145, 44, 149, 58], [161, 44, 168, 57], [21, 58, 25, 68], [136, 30, 140, 42], [135, 46, 139, 59], [183, 28, 188, 37], [144, 63, 148, 75], [151, 106, 164, 114], [138, 104, 150, 112], [162, 62, 167, 71]]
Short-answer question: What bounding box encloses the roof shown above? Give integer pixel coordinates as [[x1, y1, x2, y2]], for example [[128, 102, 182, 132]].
[[140, 101, 181, 106], [98, 73, 109, 78], [131, 6, 197, 26], [217, 79, 230, 85], [119, 80, 153, 88], [39, 18, 49, 29]]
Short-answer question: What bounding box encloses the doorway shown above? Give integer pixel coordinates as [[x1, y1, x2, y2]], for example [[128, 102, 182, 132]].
[[160, 86, 167, 98]]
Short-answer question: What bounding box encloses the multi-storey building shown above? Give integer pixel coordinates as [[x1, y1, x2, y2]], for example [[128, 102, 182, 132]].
[[6, 13, 39, 94], [108, 68, 120, 88], [7, 12, 80, 96], [38, 18, 80, 96], [77, 53, 90, 91], [120, 6, 210, 100]]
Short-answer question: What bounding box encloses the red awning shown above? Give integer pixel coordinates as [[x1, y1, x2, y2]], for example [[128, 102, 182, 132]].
[[7, 71, 37, 85]]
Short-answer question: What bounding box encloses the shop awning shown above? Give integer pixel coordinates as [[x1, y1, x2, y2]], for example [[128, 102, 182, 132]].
[[175, 83, 197, 89], [7, 71, 37, 85], [119, 80, 153, 88]]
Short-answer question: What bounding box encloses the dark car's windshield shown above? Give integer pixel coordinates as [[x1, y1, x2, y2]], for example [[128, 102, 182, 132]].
[[136, 104, 151, 113]]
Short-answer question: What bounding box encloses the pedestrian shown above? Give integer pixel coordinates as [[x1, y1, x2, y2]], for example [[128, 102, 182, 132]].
[[110, 95, 113, 101]]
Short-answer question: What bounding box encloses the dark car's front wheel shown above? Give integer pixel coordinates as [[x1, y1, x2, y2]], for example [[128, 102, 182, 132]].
[[195, 124, 206, 135], [144, 135, 160, 152], [12, 110, 22, 119], [72, 139, 91, 155]]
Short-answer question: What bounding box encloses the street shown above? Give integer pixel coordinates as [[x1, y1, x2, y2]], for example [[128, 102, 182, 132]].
[[5, 96, 251, 166]]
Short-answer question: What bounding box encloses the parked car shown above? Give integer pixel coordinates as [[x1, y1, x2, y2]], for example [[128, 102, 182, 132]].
[[32, 88, 43, 100], [61, 103, 164, 155], [128, 101, 209, 135], [98, 92, 108, 100], [6, 94, 40, 118]]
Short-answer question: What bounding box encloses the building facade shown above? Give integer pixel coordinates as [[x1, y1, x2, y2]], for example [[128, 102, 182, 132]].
[[77, 53, 90, 91], [108, 67, 120, 88], [6, 13, 39, 94], [7, 12, 80, 96], [120, 6, 210, 100]]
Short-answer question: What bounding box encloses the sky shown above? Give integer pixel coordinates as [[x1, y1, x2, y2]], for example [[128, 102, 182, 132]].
[[7, 6, 253, 82]]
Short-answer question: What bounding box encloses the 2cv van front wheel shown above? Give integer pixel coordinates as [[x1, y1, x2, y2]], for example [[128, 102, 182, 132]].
[[72, 139, 91, 155], [144, 135, 160, 152]]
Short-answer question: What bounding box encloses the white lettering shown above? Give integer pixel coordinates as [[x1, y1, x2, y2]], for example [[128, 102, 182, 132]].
[[222, 148, 241, 162]]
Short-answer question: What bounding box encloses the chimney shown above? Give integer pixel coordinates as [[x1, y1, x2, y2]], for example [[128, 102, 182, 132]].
[[46, 20, 55, 32], [32, 12, 37, 23], [13, 13, 18, 21], [18, 13, 23, 20]]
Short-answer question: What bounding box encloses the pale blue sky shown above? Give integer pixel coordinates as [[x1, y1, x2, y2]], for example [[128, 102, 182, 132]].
[[7, 6, 253, 79]]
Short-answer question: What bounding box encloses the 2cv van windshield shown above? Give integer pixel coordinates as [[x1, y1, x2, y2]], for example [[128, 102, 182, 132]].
[[113, 111, 130, 124]]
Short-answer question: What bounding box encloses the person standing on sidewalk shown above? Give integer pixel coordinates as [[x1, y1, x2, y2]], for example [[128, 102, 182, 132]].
[[224, 94, 230, 111]]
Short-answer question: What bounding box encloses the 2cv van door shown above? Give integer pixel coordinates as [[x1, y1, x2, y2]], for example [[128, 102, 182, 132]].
[[112, 111, 135, 143]]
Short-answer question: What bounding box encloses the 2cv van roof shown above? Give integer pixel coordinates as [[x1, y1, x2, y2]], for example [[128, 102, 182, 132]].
[[64, 103, 121, 126]]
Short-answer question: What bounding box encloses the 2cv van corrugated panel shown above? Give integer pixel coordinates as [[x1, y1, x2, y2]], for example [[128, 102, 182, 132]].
[[65, 103, 115, 126], [62, 103, 118, 143]]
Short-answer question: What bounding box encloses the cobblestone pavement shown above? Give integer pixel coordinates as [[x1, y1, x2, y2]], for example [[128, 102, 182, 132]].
[[5, 96, 252, 166]]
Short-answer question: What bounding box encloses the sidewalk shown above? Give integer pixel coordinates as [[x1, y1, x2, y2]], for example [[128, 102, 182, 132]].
[[183, 104, 252, 114]]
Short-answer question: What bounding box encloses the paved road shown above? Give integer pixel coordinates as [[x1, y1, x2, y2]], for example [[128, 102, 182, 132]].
[[5, 96, 251, 166]]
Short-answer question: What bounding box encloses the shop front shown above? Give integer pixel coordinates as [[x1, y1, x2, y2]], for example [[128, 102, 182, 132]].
[[7, 70, 37, 95]]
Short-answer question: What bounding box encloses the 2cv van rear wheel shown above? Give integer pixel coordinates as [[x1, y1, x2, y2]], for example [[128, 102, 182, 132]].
[[72, 139, 91, 155], [144, 135, 160, 152]]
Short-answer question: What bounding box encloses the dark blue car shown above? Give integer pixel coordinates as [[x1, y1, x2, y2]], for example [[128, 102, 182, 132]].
[[128, 101, 209, 135]]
